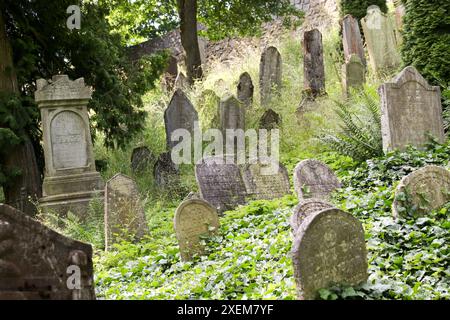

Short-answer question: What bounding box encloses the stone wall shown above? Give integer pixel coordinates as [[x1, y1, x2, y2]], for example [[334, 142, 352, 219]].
[[292, 0, 340, 32]]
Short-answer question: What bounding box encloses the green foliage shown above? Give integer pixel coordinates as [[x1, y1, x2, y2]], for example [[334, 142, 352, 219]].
[[320, 87, 383, 162], [340, 0, 388, 20], [401, 0, 450, 87]]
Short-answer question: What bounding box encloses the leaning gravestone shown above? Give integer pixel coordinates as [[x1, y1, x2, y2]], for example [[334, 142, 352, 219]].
[[342, 15, 366, 66], [0, 204, 95, 300], [303, 29, 325, 97], [392, 166, 450, 218], [259, 46, 282, 107], [293, 159, 341, 200], [35, 75, 104, 218], [259, 108, 281, 130], [289, 199, 333, 233], [164, 89, 199, 150], [104, 174, 148, 251], [361, 5, 401, 73], [241, 158, 290, 200], [174, 199, 220, 261], [131, 146, 154, 173], [379, 66, 445, 152], [292, 208, 368, 300], [342, 54, 365, 96], [237, 72, 254, 107], [195, 155, 247, 213], [154, 152, 180, 188]]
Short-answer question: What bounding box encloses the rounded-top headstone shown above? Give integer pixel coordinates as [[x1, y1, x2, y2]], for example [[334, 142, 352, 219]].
[[393, 165, 450, 218], [292, 208, 368, 300], [174, 199, 220, 261], [289, 199, 333, 233], [237, 72, 254, 107], [293, 159, 341, 200]]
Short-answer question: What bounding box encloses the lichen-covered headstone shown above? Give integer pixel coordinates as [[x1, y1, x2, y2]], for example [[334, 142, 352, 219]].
[[393, 166, 450, 218], [195, 155, 247, 213], [292, 208, 368, 300], [361, 5, 401, 73], [174, 199, 220, 261], [293, 159, 341, 200], [303, 29, 325, 97], [259, 108, 281, 130], [342, 54, 365, 96], [104, 174, 148, 250], [379, 66, 445, 152], [131, 146, 154, 173], [342, 15, 366, 66], [0, 204, 95, 300], [259, 46, 282, 107], [164, 89, 199, 150], [289, 199, 333, 233], [154, 152, 180, 188], [237, 72, 254, 107], [241, 158, 290, 200]]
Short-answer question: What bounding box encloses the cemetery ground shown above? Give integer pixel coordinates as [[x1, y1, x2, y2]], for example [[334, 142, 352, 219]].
[[30, 28, 449, 300]]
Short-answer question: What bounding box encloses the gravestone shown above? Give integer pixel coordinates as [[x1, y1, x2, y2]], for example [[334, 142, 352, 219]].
[[289, 199, 333, 233], [259, 108, 281, 130], [342, 55, 365, 96], [379, 66, 445, 152], [162, 55, 178, 92], [0, 204, 95, 300], [174, 199, 220, 261], [293, 159, 341, 200], [237, 72, 254, 107], [199, 89, 220, 128], [219, 94, 245, 154], [241, 158, 290, 200], [393, 166, 450, 218], [131, 146, 154, 173], [164, 89, 199, 150], [175, 72, 188, 90], [259, 46, 282, 107], [104, 174, 148, 251], [292, 208, 368, 300], [154, 152, 180, 188], [361, 5, 401, 73], [342, 15, 366, 66], [35, 75, 104, 218], [195, 155, 247, 213], [303, 29, 325, 97]]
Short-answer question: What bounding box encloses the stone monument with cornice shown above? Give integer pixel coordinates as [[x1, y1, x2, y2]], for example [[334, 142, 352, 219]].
[[35, 75, 104, 217]]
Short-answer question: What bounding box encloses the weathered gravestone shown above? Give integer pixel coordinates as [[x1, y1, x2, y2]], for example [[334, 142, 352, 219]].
[[379, 66, 445, 152], [0, 204, 95, 300], [259, 108, 281, 130], [175, 72, 188, 90], [154, 152, 180, 188], [342, 15, 366, 66], [35, 75, 104, 218], [303, 29, 326, 98], [293, 159, 341, 200], [259, 46, 282, 107], [342, 54, 365, 96], [237, 72, 254, 107], [199, 89, 220, 128], [289, 199, 333, 233], [393, 166, 450, 218], [195, 155, 247, 213], [164, 89, 199, 150], [292, 208, 368, 300], [162, 55, 178, 92], [174, 199, 220, 261], [241, 158, 290, 200], [219, 94, 245, 154], [104, 174, 148, 251], [361, 5, 401, 73], [131, 146, 154, 173]]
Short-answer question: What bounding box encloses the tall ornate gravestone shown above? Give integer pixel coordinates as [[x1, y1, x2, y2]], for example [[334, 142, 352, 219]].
[[392, 166, 450, 218], [237, 72, 254, 107], [342, 55, 365, 96], [174, 199, 220, 261], [259, 46, 282, 107], [104, 174, 148, 251], [303, 29, 325, 98], [361, 5, 401, 74], [292, 208, 368, 300], [35, 75, 104, 217], [289, 199, 333, 233], [0, 204, 95, 300], [379, 66, 445, 152], [342, 15, 366, 66]]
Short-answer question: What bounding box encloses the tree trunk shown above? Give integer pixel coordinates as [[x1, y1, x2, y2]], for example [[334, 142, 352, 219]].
[[177, 0, 203, 85], [0, 10, 42, 216]]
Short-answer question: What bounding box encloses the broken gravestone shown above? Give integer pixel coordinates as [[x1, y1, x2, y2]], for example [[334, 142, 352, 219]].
[[104, 174, 148, 251], [154, 152, 180, 188], [303, 29, 325, 98], [0, 204, 95, 300], [342, 14, 366, 66], [259, 46, 282, 107], [259, 108, 281, 130], [131, 146, 154, 173], [392, 165, 450, 218], [379, 66, 445, 152], [292, 208, 368, 300], [237, 72, 254, 107], [195, 155, 247, 213], [293, 159, 341, 200], [342, 54, 365, 97], [174, 199, 220, 261], [289, 199, 333, 233]]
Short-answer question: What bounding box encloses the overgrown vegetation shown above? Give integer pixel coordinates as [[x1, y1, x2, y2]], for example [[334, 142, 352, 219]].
[[340, 0, 388, 19]]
